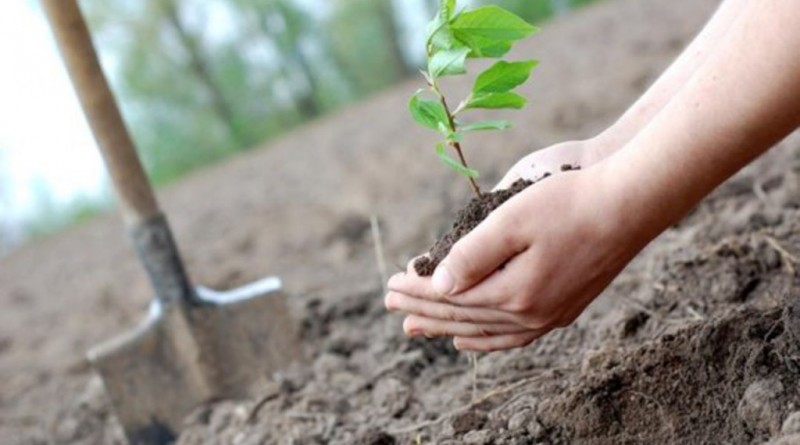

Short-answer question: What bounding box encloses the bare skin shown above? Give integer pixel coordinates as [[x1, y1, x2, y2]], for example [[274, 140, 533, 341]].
[[386, 0, 800, 352]]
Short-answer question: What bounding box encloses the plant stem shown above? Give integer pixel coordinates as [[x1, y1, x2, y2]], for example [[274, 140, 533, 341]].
[[435, 88, 482, 197]]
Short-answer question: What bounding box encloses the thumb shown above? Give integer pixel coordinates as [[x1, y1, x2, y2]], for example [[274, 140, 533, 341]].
[[432, 208, 526, 296]]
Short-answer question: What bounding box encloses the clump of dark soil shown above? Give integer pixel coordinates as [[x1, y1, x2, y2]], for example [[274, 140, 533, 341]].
[[415, 164, 581, 277], [414, 178, 534, 276]]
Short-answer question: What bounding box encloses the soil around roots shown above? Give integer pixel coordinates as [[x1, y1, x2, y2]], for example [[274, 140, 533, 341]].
[[414, 179, 534, 276]]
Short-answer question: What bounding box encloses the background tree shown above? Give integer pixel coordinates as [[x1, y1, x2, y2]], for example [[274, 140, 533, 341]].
[[80, 0, 597, 185]]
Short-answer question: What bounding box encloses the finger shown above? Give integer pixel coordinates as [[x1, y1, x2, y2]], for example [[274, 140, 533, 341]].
[[385, 291, 519, 324], [403, 315, 529, 338], [453, 330, 546, 352], [443, 250, 549, 324], [387, 272, 447, 303], [432, 206, 528, 296]]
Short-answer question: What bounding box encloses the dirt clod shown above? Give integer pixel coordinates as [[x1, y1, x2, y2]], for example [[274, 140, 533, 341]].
[[784, 412, 800, 435], [739, 378, 787, 436], [414, 179, 534, 276], [451, 410, 489, 435]]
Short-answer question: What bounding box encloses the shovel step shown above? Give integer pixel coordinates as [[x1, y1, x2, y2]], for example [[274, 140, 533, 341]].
[[89, 281, 300, 445]]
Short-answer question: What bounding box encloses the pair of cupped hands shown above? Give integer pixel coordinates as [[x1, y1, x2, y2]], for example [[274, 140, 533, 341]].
[[385, 139, 646, 352]]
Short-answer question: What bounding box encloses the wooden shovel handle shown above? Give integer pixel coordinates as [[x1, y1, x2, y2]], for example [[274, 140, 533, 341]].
[[42, 0, 159, 225]]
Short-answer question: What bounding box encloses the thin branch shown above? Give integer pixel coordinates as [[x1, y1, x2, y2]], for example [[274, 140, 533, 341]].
[[435, 89, 481, 197]]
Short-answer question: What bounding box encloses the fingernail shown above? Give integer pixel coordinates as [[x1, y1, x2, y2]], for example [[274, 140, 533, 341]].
[[384, 293, 396, 311], [432, 265, 455, 296], [403, 317, 417, 336]]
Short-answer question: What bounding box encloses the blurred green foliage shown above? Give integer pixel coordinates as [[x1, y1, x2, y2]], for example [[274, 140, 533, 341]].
[[81, 0, 598, 186]]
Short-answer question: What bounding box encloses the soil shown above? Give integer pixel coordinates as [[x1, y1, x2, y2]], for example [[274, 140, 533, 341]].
[[2, 0, 800, 444], [414, 164, 580, 277], [414, 179, 534, 276]]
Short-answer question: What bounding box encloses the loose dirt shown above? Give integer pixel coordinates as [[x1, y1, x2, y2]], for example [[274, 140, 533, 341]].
[[2, 0, 799, 444], [414, 179, 534, 276]]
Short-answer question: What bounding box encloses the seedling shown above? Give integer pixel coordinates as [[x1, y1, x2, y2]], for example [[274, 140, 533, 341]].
[[409, 0, 539, 197]]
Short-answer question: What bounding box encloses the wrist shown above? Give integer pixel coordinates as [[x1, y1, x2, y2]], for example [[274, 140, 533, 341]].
[[580, 130, 627, 167], [594, 148, 677, 248]]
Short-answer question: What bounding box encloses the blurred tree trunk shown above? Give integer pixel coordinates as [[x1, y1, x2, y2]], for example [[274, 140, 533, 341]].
[[376, 0, 412, 80], [161, 0, 254, 147], [255, 1, 321, 118]]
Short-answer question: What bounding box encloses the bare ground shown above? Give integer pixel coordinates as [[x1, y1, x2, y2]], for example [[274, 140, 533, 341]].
[[2, 0, 799, 443]]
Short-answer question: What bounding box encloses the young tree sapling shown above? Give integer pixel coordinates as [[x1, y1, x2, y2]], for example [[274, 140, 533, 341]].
[[409, 0, 539, 197]]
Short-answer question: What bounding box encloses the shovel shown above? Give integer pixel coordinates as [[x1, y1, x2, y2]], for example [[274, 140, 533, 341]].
[[42, 1, 301, 443]]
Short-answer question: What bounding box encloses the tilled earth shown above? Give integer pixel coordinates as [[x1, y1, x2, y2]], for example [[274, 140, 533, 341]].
[[2, 0, 799, 444]]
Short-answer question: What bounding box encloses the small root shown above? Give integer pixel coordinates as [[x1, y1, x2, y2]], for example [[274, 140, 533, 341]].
[[761, 234, 798, 275]]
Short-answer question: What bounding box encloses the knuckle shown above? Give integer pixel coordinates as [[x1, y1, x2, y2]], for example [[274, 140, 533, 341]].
[[503, 296, 533, 314], [449, 308, 475, 324]]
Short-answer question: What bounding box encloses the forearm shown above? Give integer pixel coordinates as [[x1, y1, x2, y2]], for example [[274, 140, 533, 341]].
[[610, 0, 800, 239], [591, 0, 749, 157]]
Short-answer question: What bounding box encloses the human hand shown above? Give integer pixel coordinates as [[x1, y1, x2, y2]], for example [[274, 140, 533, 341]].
[[386, 156, 650, 352], [492, 139, 606, 190]]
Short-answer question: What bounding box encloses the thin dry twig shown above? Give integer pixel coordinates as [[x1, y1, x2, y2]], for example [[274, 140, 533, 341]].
[[469, 353, 479, 402], [370, 215, 389, 293], [685, 305, 706, 321], [761, 234, 799, 275], [246, 389, 281, 424]]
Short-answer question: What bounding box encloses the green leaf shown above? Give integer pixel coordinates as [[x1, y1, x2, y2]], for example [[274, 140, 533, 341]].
[[428, 47, 470, 79], [474, 60, 538, 94], [436, 143, 479, 178], [426, 0, 461, 53], [451, 6, 538, 43], [439, 0, 456, 20], [409, 93, 450, 130], [430, 28, 460, 53], [460, 120, 513, 132], [466, 92, 527, 110], [460, 36, 513, 58]]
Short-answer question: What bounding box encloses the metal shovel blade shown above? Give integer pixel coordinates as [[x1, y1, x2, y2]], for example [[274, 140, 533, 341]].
[[88, 277, 300, 445]]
